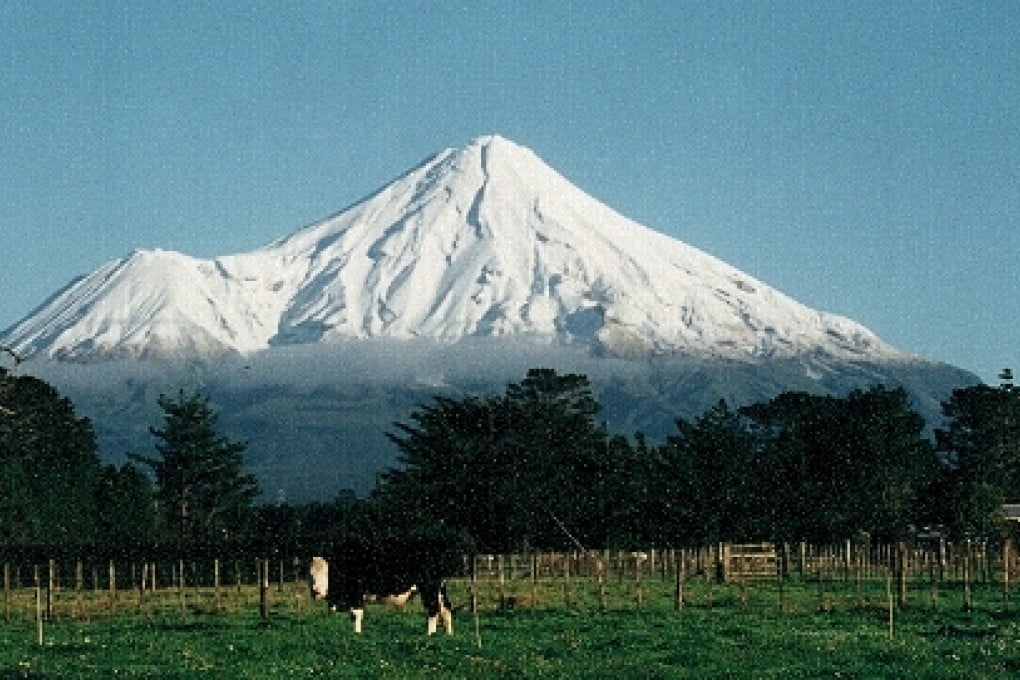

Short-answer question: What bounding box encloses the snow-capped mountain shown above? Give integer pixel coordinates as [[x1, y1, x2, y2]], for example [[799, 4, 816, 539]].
[[4, 135, 909, 363]]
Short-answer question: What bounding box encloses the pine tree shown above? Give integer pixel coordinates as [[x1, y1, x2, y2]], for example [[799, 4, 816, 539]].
[[132, 390, 259, 548]]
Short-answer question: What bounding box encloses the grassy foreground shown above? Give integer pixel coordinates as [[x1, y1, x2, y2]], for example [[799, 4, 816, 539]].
[[2, 581, 1020, 678]]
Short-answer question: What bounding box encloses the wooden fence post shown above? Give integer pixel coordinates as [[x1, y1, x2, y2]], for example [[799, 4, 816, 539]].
[[1004, 538, 1012, 611], [137, 562, 147, 612], [497, 554, 507, 610], [816, 562, 825, 612], [963, 538, 973, 611], [293, 556, 304, 615], [530, 553, 538, 607], [3, 563, 9, 621], [843, 538, 851, 583], [896, 542, 907, 608], [886, 574, 894, 639], [34, 565, 43, 645], [635, 553, 644, 610], [938, 536, 946, 582], [778, 546, 786, 613], [597, 555, 607, 612], [980, 540, 989, 584], [214, 559, 222, 614], [75, 560, 84, 618], [704, 547, 714, 608], [178, 559, 187, 614], [46, 559, 55, 621], [674, 549, 684, 612], [855, 544, 864, 608], [470, 554, 481, 646], [259, 558, 269, 619], [108, 560, 117, 615], [562, 554, 572, 607], [472, 555, 480, 613]]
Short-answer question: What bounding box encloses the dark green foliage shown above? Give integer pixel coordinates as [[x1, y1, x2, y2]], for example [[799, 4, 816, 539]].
[[934, 381, 1020, 536], [0, 367, 101, 547], [382, 373, 965, 549], [95, 462, 158, 557], [384, 368, 615, 551], [131, 390, 259, 549], [742, 386, 937, 542], [5, 362, 1018, 557], [600, 432, 647, 547], [654, 400, 761, 544]]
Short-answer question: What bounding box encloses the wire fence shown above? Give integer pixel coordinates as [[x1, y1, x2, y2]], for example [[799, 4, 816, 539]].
[[1, 555, 307, 624], [2, 538, 1016, 625], [461, 539, 1018, 615]]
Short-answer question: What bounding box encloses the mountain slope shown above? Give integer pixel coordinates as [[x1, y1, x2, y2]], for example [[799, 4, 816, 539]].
[[3, 135, 909, 364]]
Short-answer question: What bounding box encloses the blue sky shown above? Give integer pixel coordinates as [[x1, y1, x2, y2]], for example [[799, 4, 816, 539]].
[[1, 2, 1017, 383]]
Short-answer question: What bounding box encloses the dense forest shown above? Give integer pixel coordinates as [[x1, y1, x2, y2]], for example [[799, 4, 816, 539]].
[[1, 364, 1018, 559]]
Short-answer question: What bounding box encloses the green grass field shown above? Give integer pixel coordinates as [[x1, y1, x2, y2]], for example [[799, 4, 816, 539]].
[[2, 576, 1019, 678]]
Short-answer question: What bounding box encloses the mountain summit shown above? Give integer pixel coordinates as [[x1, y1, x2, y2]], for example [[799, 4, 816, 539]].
[[4, 135, 908, 363]]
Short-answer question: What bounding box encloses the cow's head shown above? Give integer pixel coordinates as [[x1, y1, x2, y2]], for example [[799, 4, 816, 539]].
[[309, 556, 329, 600]]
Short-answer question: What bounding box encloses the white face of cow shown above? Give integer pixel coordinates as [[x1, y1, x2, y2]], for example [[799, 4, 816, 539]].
[[309, 556, 329, 600]]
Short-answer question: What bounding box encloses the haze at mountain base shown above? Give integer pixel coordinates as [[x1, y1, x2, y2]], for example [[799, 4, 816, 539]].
[[29, 340, 978, 503]]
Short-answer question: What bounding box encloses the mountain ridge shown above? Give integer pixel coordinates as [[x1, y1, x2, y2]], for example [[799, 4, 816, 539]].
[[3, 134, 913, 366]]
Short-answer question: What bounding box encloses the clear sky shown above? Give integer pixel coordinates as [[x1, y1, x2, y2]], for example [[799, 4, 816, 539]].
[[1, 2, 1016, 383]]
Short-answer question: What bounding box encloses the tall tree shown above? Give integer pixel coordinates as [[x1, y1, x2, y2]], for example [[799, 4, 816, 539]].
[[743, 386, 935, 542], [655, 400, 760, 544], [834, 386, 939, 540], [132, 390, 259, 548], [935, 380, 1020, 536], [95, 463, 158, 557], [385, 368, 611, 551], [0, 368, 101, 547], [500, 368, 610, 549]]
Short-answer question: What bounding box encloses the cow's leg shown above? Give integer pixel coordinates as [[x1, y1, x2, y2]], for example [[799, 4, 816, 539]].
[[351, 608, 365, 634], [440, 604, 453, 635], [439, 583, 453, 635]]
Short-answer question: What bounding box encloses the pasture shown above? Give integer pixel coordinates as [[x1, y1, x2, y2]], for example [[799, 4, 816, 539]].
[[2, 554, 1019, 678]]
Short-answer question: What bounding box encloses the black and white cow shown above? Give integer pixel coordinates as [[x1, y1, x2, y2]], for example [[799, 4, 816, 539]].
[[309, 554, 453, 635]]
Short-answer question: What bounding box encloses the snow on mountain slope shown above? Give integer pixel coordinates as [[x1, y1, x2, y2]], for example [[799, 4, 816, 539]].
[[2, 135, 911, 363]]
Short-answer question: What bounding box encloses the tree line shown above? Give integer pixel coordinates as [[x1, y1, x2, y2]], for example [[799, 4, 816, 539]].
[[1, 365, 1018, 559], [383, 368, 1020, 551]]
